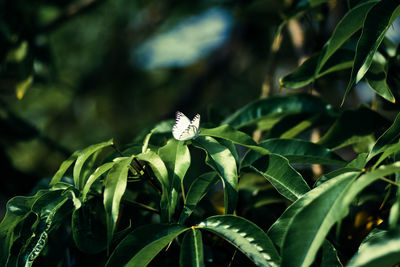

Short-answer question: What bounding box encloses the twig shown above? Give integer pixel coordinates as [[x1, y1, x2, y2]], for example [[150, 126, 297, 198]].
[[38, 0, 106, 34]]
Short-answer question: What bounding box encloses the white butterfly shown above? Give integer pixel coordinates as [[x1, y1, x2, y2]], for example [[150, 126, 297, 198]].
[[172, 111, 200, 141]]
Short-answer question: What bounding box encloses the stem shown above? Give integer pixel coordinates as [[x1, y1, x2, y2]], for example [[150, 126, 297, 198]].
[[38, 0, 106, 34], [380, 177, 400, 187]]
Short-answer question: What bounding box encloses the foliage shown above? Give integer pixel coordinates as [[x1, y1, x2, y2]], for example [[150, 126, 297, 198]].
[[2, 0, 400, 266]]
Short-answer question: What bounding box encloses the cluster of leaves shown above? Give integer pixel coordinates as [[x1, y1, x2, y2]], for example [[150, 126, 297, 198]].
[[1, 92, 400, 266], [2, 0, 400, 266]]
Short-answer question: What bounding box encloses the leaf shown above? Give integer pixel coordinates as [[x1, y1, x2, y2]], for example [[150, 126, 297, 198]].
[[0, 191, 47, 266], [20, 191, 69, 266], [82, 162, 115, 202], [136, 151, 170, 222], [318, 106, 389, 149], [347, 230, 400, 267], [281, 48, 354, 89], [372, 141, 400, 169], [314, 0, 379, 75], [280, 172, 359, 267], [200, 125, 269, 155], [268, 172, 358, 250], [73, 139, 113, 190], [366, 56, 395, 103], [103, 157, 133, 247], [106, 224, 188, 267], [179, 172, 219, 224], [197, 215, 280, 267], [222, 94, 335, 129], [180, 228, 205, 267], [193, 136, 238, 214], [320, 240, 343, 267], [49, 151, 79, 186], [158, 139, 191, 222], [369, 112, 400, 160], [242, 138, 345, 168], [343, 0, 400, 105], [72, 201, 107, 254], [249, 154, 310, 202]]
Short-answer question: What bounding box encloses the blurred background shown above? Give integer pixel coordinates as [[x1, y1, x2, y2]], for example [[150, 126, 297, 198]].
[[1, 0, 399, 217]]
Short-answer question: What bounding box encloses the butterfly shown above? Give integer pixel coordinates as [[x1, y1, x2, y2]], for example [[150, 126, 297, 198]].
[[172, 111, 201, 141]]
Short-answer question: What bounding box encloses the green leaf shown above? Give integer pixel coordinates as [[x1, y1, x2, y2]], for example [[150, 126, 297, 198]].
[[365, 56, 395, 103], [343, 0, 400, 105], [180, 228, 205, 267], [320, 240, 343, 267], [49, 151, 79, 186], [136, 151, 170, 222], [73, 139, 113, 190], [193, 136, 238, 214], [242, 138, 345, 167], [280, 172, 359, 267], [179, 172, 219, 224], [347, 230, 400, 267], [281, 48, 354, 89], [268, 172, 358, 250], [82, 162, 115, 202], [0, 191, 47, 266], [106, 224, 188, 267], [318, 106, 388, 149], [372, 141, 400, 169], [200, 125, 269, 155], [103, 157, 133, 247], [249, 154, 310, 202], [314, 0, 379, 75], [369, 112, 400, 160], [158, 139, 191, 222], [222, 94, 335, 129], [72, 202, 107, 254], [280, 162, 400, 266], [197, 215, 280, 267], [19, 190, 69, 266]]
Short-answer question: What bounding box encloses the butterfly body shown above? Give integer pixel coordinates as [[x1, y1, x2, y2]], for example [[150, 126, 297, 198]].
[[172, 112, 200, 141]]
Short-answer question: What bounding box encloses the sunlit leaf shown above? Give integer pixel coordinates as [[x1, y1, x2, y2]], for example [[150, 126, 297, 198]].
[[200, 125, 269, 155], [49, 151, 79, 186], [366, 57, 395, 103], [136, 151, 170, 222], [281, 48, 354, 89], [347, 230, 400, 267], [343, 0, 400, 105], [82, 162, 115, 202], [314, 0, 379, 75], [280, 172, 358, 267], [249, 154, 310, 202], [73, 139, 113, 190], [193, 136, 238, 214], [197, 215, 280, 267], [369, 112, 400, 161], [158, 139, 191, 222], [222, 94, 335, 130], [103, 157, 133, 248], [268, 172, 358, 250]]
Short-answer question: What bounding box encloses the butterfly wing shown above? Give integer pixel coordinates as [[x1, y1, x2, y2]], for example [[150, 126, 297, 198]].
[[173, 111, 191, 140], [190, 114, 200, 130]]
